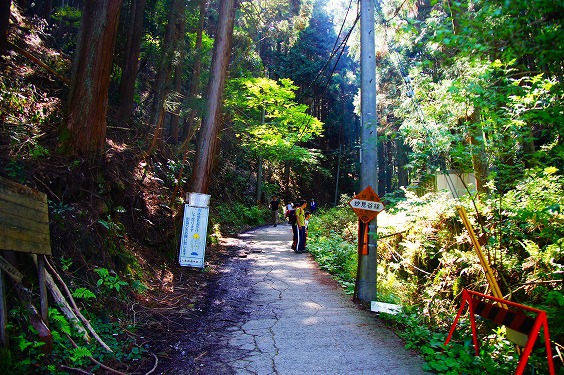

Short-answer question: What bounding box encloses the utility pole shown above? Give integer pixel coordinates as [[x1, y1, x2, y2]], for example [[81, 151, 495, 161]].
[[357, 0, 378, 302]]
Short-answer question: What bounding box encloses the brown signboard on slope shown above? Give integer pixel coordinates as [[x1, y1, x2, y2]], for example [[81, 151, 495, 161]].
[[349, 185, 384, 223], [0, 177, 51, 255]]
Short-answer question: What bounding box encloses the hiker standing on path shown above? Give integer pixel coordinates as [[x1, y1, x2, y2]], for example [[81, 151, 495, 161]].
[[295, 199, 307, 252], [304, 211, 311, 249], [269, 196, 281, 227], [285, 200, 298, 250], [284, 199, 294, 223], [310, 198, 317, 213]]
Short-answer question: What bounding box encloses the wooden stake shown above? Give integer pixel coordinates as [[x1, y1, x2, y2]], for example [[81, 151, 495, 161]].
[[0, 267, 7, 347], [38, 255, 48, 325]]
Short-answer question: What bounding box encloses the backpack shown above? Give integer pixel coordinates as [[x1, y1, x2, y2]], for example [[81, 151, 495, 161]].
[[287, 210, 296, 224]]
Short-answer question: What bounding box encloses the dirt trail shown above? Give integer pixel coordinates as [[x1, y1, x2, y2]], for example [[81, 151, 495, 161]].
[[149, 224, 429, 374]]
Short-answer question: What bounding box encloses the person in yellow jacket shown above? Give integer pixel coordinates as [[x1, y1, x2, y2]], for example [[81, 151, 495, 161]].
[[295, 199, 307, 253]]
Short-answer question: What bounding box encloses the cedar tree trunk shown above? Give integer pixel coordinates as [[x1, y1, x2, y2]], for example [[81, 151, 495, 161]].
[[42, 0, 53, 21], [147, 0, 186, 149], [117, 0, 146, 121], [180, 0, 208, 147], [189, 0, 236, 193], [64, 0, 121, 156]]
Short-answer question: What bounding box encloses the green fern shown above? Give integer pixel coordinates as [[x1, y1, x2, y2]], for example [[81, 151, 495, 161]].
[[72, 287, 96, 300], [69, 346, 92, 362], [48, 308, 71, 336]]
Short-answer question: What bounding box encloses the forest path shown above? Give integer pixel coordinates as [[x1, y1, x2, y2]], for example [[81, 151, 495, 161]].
[[178, 223, 430, 375]]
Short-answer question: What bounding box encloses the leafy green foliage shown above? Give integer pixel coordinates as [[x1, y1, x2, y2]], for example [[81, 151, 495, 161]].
[[95, 268, 129, 293], [4, 306, 145, 373], [51, 6, 82, 27], [389, 0, 564, 193], [225, 77, 323, 163], [382, 308, 549, 374], [211, 203, 271, 235], [306, 205, 358, 294]]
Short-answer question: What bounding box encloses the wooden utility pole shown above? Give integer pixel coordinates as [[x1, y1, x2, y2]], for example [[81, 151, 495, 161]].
[[356, 0, 378, 302]]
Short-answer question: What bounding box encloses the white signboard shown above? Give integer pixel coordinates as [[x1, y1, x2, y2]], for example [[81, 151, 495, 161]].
[[179, 205, 209, 268], [349, 199, 384, 212]]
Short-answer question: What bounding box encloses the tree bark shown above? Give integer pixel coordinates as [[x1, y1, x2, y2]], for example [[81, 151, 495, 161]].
[[169, 62, 183, 144], [117, 0, 146, 122], [180, 0, 208, 148], [396, 136, 409, 188], [282, 161, 291, 196], [256, 155, 263, 203], [147, 0, 186, 150], [0, 0, 12, 56], [467, 110, 489, 194], [42, 0, 53, 22], [63, 0, 122, 156], [189, 0, 237, 193]]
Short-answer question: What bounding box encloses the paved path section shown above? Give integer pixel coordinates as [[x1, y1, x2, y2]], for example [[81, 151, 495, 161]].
[[204, 225, 429, 375]]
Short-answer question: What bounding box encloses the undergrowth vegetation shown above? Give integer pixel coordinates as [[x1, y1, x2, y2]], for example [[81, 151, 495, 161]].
[[211, 202, 271, 236], [307, 173, 563, 374], [0, 268, 145, 374]]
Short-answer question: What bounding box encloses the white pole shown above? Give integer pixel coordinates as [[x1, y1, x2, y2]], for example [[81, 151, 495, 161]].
[[357, 0, 378, 302]]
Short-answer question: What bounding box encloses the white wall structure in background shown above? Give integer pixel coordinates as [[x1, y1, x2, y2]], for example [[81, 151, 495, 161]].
[[436, 172, 476, 199]]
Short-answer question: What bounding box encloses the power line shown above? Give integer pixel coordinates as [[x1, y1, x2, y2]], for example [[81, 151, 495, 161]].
[[296, 13, 359, 141]]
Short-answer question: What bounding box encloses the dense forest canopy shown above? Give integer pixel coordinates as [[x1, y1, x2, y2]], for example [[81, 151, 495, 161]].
[[0, 0, 562, 201], [0, 0, 563, 372]]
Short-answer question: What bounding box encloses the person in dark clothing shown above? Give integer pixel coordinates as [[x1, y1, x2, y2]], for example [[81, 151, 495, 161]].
[[304, 211, 311, 249], [269, 196, 280, 226], [310, 198, 317, 213], [295, 199, 307, 252], [284, 199, 294, 224], [285, 200, 297, 250]]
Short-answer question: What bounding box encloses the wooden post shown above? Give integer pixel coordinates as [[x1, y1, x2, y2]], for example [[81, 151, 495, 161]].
[[38, 255, 48, 325], [0, 267, 7, 346], [457, 205, 528, 346]]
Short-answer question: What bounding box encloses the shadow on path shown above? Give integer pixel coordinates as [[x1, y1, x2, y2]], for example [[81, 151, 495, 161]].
[[168, 224, 429, 375]]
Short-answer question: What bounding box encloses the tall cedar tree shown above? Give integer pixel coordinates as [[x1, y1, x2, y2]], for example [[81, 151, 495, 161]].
[[117, 0, 146, 122], [190, 0, 236, 193], [147, 0, 186, 152], [179, 0, 207, 147], [63, 0, 121, 156]]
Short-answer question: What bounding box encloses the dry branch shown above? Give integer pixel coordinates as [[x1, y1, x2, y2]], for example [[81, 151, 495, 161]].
[[145, 353, 159, 375], [29, 254, 90, 341], [59, 364, 93, 374], [36, 255, 114, 353], [7, 41, 70, 85]]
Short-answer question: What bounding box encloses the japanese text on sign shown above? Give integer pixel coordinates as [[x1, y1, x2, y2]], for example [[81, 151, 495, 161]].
[[179, 205, 209, 268], [350, 199, 384, 212]]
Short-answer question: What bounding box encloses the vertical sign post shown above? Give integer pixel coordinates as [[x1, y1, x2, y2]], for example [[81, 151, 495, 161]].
[[358, 0, 379, 302], [349, 186, 384, 301], [179, 193, 210, 268]]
